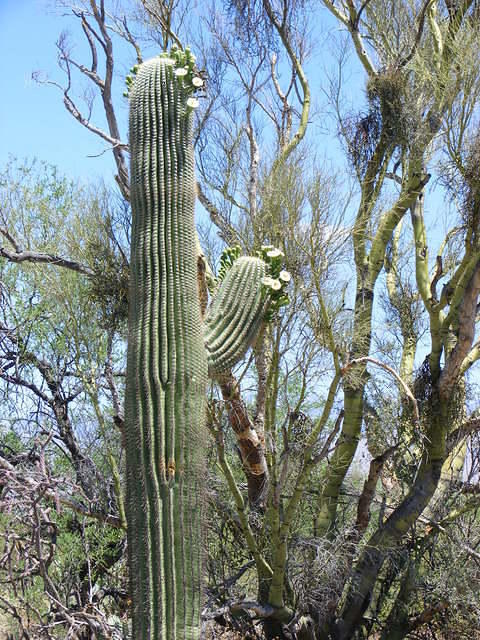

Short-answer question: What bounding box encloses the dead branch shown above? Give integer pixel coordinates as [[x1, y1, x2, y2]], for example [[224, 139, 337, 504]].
[[34, 1, 131, 201], [0, 244, 93, 276], [196, 181, 238, 244], [349, 445, 398, 542]]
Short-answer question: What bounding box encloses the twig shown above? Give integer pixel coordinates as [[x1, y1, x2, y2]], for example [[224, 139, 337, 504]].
[[343, 356, 420, 425]]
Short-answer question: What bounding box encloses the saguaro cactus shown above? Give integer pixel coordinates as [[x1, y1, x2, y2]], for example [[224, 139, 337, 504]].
[[125, 50, 291, 639], [125, 50, 208, 640]]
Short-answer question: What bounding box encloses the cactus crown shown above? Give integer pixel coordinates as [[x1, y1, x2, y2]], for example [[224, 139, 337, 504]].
[[124, 46, 204, 99]]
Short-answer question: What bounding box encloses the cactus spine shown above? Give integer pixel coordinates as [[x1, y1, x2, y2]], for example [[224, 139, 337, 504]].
[[125, 53, 207, 639]]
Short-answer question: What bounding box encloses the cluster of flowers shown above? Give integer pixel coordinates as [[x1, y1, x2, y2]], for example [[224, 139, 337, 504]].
[[215, 243, 291, 322], [257, 245, 291, 321], [124, 45, 204, 107]]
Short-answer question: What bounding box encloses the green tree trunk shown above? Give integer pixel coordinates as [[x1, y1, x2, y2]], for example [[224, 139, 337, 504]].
[[333, 397, 448, 639], [316, 285, 373, 536]]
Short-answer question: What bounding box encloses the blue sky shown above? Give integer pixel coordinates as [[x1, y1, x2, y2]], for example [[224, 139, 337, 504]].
[[0, 1, 357, 185], [0, 0, 125, 182]]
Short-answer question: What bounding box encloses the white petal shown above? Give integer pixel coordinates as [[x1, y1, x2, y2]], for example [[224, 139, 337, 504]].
[[175, 67, 188, 76], [271, 279, 282, 290], [266, 248, 284, 258], [192, 77, 204, 87], [187, 97, 199, 108], [279, 270, 291, 282]]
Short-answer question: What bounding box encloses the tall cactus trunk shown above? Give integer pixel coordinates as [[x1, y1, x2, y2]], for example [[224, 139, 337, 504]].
[[125, 56, 208, 640]]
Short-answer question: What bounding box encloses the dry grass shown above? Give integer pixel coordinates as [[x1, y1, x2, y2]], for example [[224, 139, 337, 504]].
[[203, 620, 264, 639]]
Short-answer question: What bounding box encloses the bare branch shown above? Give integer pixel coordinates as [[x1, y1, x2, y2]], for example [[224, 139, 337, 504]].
[[0, 244, 94, 276], [322, 0, 376, 76], [0, 224, 22, 253], [196, 181, 238, 244], [36, 3, 131, 201], [139, 0, 183, 50], [263, 0, 311, 168], [344, 356, 420, 425]]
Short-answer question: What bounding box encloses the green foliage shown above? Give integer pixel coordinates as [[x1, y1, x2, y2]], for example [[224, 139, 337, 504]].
[[84, 218, 129, 329]]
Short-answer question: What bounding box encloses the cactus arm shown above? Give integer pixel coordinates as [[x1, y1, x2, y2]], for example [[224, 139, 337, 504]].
[[204, 256, 269, 376], [204, 247, 291, 377], [125, 55, 207, 639]]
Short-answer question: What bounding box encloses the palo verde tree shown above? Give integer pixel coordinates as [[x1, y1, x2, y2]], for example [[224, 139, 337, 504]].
[[1, 1, 480, 639]]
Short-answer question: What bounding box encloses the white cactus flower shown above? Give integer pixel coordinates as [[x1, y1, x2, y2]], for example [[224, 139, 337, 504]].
[[261, 276, 275, 287], [279, 270, 291, 282], [266, 248, 284, 259], [270, 279, 282, 291], [175, 67, 188, 76], [186, 97, 199, 108], [192, 77, 204, 87]]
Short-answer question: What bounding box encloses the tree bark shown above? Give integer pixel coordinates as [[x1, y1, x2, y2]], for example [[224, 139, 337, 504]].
[[218, 371, 269, 505], [333, 398, 447, 640]]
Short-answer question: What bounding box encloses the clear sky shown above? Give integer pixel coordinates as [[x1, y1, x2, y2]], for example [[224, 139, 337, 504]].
[[0, 0, 125, 182], [0, 1, 358, 185]]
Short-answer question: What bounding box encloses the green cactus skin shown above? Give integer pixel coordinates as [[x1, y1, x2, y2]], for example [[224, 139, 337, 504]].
[[125, 56, 207, 640], [204, 256, 269, 376]]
